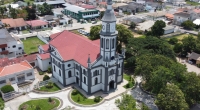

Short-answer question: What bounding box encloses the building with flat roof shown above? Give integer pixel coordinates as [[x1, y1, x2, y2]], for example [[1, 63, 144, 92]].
[[34, 0, 66, 8], [62, 3, 100, 22], [0, 29, 24, 58]]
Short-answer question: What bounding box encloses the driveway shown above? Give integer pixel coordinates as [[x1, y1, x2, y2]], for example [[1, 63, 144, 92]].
[[184, 63, 200, 75], [5, 95, 31, 110]]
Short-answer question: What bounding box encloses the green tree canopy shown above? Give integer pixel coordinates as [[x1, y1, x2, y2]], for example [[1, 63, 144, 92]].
[[181, 20, 195, 30], [173, 43, 183, 54], [89, 25, 101, 40], [180, 72, 200, 107], [155, 84, 189, 110], [37, 3, 53, 16], [150, 20, 166, 37], [130, 22, 136, 29], [182, 35, 197, 54], [25, 5, 37, 20], [115, 94, 137, 110]]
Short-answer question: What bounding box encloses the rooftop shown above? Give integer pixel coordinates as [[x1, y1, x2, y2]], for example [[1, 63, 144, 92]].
[[26, 20, 48, 27], [81, 4, 95, 9], [174, 12, 190, 18], [48, 30, 100, 67], [188, 52, 200, 60], [0, 29, 16, 45], [1, 18, 27, 28], [38, 53, 50, 60], [34, 0, 65, 5], [0, 61, 33, 77], [64, 3, 85, 13]]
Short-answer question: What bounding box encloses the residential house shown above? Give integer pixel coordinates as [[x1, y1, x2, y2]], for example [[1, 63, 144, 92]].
[[0, 29, 24, 58], [52, 8, 69, 25], [173, 12, 190, 25], [167, 0, 186, 6], [26, 20, 48, 29], [1, 18, 27, 31], [163, 25, 175, 34], [188, 52, 200, 64], [118, 2, 145, 14], [0, 60, 35, 88], [37, 1, 125, 94], [145, 2, 163, 12], [62, 3, 100, 22], [122, 15, 144, 25], [34, 0, 66, 8]]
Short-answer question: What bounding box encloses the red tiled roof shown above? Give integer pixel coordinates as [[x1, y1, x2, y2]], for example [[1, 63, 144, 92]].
[[165, 13, 174, 19], [193, 9, 200, 13], [1, 18, 27, 28], [49, 30, 100, 67], [50, 32, 62, 39], [0, 61, 33, 77], [26, 20, 48, 27], [41, 44, 49, 52], [0, 54, 37, 67], [81, 5, 95, 9], [99, 2, 107, 5], [38, 53, 50, 60]]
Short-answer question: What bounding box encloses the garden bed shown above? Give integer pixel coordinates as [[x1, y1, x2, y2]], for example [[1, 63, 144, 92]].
[[123, 74, 135, 89], [70, 89, 102, 105], [38, 83, 61, 92], [19, 98, 60, 110], [22, 37, 45, 54]]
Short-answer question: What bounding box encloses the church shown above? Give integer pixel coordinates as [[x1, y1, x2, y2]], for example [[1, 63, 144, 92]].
[[37, 0, 125, 94]]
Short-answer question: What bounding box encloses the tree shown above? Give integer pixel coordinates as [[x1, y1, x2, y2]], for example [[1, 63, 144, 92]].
[[150, 20, 166, 37], [16, 9, 28, 20], [25, 5, 37, 20], [0, 7, 7, 19], [180, 72, 200, 107], [147, 66, 174, 94], [130, 22, 136, 29], [155, 84, 189, 110], [89, 24, 133, 52], [100, 11, 104, 19], [168, 37, 178, 45], [181, 20, 195, 30], [182, 35, 197, 54], [173, 43, 183, 54], [89, 25, 101, 40], [10, 8, 17, 19], [37, 3, 53, 16], [115, 94, 137, 110]]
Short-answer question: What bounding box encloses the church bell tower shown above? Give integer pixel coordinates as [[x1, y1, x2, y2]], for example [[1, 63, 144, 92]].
[[100, 0, 118, 65]]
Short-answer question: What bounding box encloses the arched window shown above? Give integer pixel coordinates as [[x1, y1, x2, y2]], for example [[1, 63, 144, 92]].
[[110, 69, 114, 75], [106, 39, 109, 49], [95, 77, 98, 85], [112, 39, 114, 49], [54, 65, 56, 72], [68, 71, 71, 77], [59, 70, 61, 76], [106, 23, 110, 32], [84, 77, 86, 84], [101, 38, 103, 48]]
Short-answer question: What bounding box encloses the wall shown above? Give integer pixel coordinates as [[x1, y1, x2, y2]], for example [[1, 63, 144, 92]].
[[91, 83, 101, 93], [37, 56, 51, 71], [0, 68, 34, 88], [7, 40, 24, 57], [82, 82, 88, 92]]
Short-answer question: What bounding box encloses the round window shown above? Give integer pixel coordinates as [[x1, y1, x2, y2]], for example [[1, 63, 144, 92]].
[[68, 64, 71, 67]]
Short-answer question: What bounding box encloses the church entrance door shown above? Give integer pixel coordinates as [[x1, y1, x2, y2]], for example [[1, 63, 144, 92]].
[[109, 80, 114, 90]]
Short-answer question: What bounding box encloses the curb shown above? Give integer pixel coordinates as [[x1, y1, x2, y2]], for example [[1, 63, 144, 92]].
[[32, 87, 71, 94], [22, 97, 63, 110], [68, 89, 106, 107], [139, 82, 156, 97]]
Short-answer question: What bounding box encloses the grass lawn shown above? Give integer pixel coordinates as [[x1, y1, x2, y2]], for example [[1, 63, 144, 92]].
[[22, 37, 45, 54], [19, 98, 60, 110], [22, 30, 30, 34], [164, 34, 197, 41], [71, 90, 102, 105], [123, 74, 135, 89], [38, 83, 61, 92], [186, 1, 200, 6]]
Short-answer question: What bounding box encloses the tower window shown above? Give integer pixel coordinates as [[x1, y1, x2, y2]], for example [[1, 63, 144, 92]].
[[84, 77, 86, 84], [106, 23, 110, 32], [54, 65, 56, 72], [68, 71, 72, 77], [106, 39, 109, 49], [59, 70, 61, 76], [112, 39, 114, 49], [101, 38, 103, 48], [95, 77, 98, 85]]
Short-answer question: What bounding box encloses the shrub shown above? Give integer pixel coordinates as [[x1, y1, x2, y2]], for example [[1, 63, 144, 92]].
[[35, 105, 41, 110], [137, 30, 143, 34], [1, 85, 14, 93], [48, 97, 52, 102], [126, 83, 130, 88], [94, 96, 101, 102], [46, 81, 53, 88], [77, 96, 80, 102], [39, 71, 45, 75], [72, 89, 78, 95], [47, 66, 52, 73], [43, 75, 50, 81], [169, 37, 178, 45]]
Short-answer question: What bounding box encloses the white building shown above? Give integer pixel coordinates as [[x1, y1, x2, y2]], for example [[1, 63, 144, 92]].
[[0, 29, 24, 58], [173, 12, 190, 25], [37, 0, 125, 94], [0, 61, 35, 88]]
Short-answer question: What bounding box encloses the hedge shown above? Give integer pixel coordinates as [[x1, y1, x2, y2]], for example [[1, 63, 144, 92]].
[[1, 85, 14, 93]]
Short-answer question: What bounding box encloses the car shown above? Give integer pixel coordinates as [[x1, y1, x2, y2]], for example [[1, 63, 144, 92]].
[[188, 60, 193, 64]]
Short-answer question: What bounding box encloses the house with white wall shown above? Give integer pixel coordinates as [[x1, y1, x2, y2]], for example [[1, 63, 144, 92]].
[[0, 61, 35, 88], [173, 12, 190, 25], [1, 18, 27, 31], [37, 0, 125, 95], [0, 29, 24, 58], [26, 20, 48, 29]]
